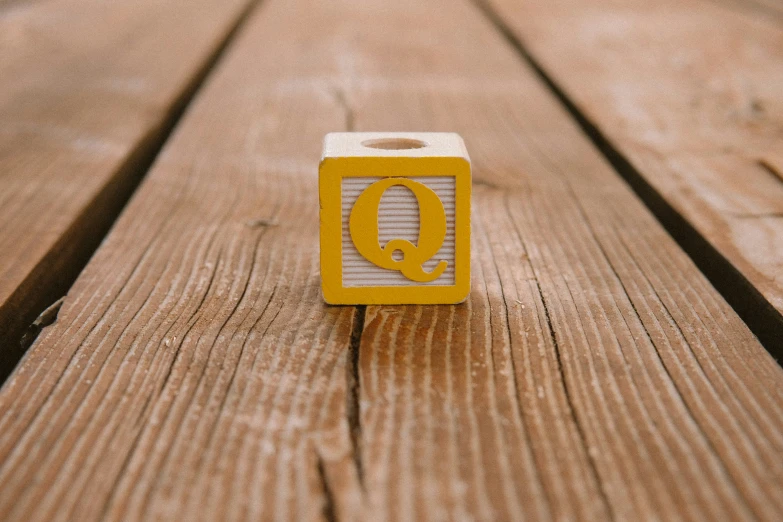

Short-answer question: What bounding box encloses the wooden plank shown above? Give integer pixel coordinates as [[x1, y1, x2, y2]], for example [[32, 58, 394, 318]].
[[0, 0, 257, 378], [0, 0, 781, 521], [480, 0, 783, 350]]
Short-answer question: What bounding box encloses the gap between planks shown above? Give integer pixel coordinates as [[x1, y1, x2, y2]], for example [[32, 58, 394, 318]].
[[0, 0, 264, 382], [472, 0, 783, 358]]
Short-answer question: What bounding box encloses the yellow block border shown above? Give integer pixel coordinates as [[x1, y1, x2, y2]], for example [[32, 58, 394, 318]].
[[319, 156, 471, 305]]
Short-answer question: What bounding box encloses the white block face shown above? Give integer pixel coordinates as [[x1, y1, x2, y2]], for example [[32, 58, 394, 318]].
[[341, 176, 456, 287]]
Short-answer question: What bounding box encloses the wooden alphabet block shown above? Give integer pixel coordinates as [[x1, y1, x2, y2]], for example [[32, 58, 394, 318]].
[[319, 132, 471, 304]]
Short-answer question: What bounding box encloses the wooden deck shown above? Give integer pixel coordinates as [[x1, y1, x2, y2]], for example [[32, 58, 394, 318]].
[[0, 0, 781, 520]]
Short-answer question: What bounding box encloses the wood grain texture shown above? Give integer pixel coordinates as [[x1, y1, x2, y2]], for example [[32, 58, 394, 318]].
[[481, 0, 783, 348], [0, 0, 782, 521], [0, 0, 256, 377]]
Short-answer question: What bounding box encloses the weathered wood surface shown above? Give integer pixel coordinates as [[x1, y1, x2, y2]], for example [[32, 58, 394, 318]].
[[483, 0, 783, 348], [0, 0, 782, 521], [0, 0, 256, 378]]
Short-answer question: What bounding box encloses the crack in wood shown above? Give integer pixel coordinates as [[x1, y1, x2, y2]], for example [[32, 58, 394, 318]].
[[331, 86, 355, 133], [490, 196, 555, 517], [496, 189, 615, 518], [531, 276, 615, 521], [346, 305, 366, 490], [245, 218, 279, 228], [316, 451, 338, 522], [758, 159, 783, 185], [18, 297, 64, 352]]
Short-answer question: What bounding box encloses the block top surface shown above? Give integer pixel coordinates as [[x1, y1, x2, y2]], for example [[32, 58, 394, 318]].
[[322, 132, 470, 160]]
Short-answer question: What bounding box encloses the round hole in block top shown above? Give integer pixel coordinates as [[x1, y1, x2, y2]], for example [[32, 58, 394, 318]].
[[361, 137, 428, 150]]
